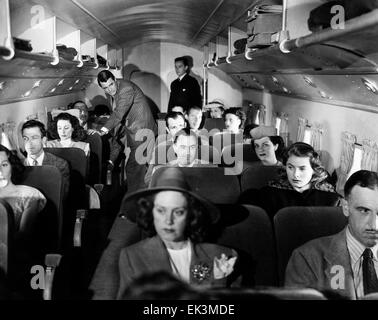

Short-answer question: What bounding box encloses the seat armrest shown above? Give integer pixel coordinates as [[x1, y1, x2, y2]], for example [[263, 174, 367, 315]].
[[43, 254, 62, 300], [73, 209, 88, 247]]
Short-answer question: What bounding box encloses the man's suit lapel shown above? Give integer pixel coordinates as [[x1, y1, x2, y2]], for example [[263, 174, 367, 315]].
[[42, 152, 51, 165], [324, 228, 356, 299]]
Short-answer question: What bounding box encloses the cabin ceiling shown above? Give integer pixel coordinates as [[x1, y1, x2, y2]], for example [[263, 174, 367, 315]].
[[28, 0, 265, 48]]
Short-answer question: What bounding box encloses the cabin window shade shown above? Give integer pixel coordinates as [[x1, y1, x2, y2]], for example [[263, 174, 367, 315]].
[[346, 145, 363, 180], [297, 117, 307, 142], [303, 126, 312, 144], [255, 109, 260, 125], [336, 132, 357, 194], [361, 139, 378, 172], [275, 117, 281, 135]]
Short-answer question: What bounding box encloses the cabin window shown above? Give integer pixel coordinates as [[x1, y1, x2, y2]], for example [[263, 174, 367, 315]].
[[346, 145, 363, 179]]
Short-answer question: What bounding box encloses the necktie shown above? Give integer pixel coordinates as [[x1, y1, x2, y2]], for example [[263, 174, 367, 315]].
[[32, 159, 38, 166], [362, 248, 378, 295]]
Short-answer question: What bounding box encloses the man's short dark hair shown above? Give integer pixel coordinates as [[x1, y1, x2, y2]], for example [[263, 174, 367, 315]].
[[344, 170, 378, 199], [187, 105, 202, 114], [21, 120, 47, 138], [174, 56, 189, 67], [173, 127, 200, 145], [94, 104, 111, 117], [165, 111, 186, 128], [97, 70, 115, 86], [71, 100, 87, 109]]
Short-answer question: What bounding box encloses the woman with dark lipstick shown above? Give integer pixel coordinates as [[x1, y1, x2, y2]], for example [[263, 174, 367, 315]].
[[116, 167, 239, 299], [239, 142, 340, 219]]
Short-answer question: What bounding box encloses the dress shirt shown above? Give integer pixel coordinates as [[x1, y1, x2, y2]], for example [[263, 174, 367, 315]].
[[27, 151, 45, 166], [346, 226, 378, 299]]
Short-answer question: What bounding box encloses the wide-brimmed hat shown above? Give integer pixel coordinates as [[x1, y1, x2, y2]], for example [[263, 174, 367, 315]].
[[205, 99, 226, 110], [250, 125, 277, 140], [122, 167, 220, 224]]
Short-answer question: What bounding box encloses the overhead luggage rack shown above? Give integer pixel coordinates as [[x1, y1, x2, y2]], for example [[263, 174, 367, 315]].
[[0, 0, 123, 104]]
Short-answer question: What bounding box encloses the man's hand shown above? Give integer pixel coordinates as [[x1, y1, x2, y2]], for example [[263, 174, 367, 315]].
[[87, 129, 100, 135]]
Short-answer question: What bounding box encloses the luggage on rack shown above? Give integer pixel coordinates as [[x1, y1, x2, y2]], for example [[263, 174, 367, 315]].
[[246, 5, 282, 49]]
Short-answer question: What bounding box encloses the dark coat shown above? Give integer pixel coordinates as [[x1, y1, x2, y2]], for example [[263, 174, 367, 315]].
[[168, 73, 202, 111], [240, 183, 340, 219]]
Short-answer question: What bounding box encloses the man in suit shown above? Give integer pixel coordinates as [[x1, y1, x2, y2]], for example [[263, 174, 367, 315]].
[[285, 170, 378, 299], [144, 128, 214, 186], [21, 120, 70, 199], [96, 70, 157, 193], [168, 56, 202, 113]]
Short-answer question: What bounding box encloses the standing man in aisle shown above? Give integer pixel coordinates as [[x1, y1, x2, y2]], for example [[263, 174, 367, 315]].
[[96, 70, 157, 193], [168, 56, 202, 113]]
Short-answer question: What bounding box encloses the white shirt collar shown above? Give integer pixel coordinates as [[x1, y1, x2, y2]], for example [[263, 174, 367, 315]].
[[178, 73, 187, 81], [27, 151, 45, 166]]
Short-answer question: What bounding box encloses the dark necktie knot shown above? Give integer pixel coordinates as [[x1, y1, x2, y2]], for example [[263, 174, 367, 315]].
[[363, 248, 374, 260], [362, 248, 378, 295]]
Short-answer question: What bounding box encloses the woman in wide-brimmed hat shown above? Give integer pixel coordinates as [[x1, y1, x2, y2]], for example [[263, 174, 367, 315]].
[[117, 167, 238, 299], [250, 126, 285, 166]]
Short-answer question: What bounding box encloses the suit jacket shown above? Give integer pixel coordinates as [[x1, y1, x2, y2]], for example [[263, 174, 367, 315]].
[[240, 186, 340, 220], [285, 228, 356, 299], [104, 80, 157, 146], [24, 152, 70, 199], [117, 236, 238, 299], [168, 74, 202, 111]]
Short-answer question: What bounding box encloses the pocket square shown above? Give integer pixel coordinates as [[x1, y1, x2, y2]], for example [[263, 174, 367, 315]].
[[213, 254, 237, 280]]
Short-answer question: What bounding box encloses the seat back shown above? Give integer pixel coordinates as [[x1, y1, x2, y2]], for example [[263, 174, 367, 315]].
[[85, 133, 102, 184], [274, 206, 348, 285], [152, 166, 241, 204], [242, 143, 259, 163], [214, 204, 277, 286], [198, 145, 221, 165], [203, 118, 226, 132], [152, 142, 176, 165], [20, 166, 63, 250], [241, 164, 282, 192], [44, 147, 87, 209], [220, 143, 260, 175], [0, 200, 14, 278], [209, 132, 243, 154], [89, 215, 143, 300]]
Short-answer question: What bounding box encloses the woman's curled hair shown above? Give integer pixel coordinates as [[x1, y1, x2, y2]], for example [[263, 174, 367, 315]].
[[136, 192, 212, 243], [48, 112, 87, 141], [282, 142, 330, 188], [0, 145, 25, 184]]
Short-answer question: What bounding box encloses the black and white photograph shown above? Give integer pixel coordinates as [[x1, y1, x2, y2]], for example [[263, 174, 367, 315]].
[[0, 0, 378, 312]]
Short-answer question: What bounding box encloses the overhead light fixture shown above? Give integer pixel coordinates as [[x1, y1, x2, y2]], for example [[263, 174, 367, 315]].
[[32, 80, 42, 89], [303, 76, 317, 88], [362, 78, 378, 94]]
